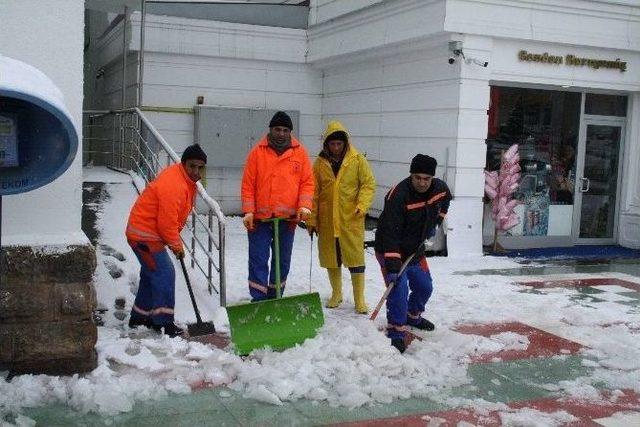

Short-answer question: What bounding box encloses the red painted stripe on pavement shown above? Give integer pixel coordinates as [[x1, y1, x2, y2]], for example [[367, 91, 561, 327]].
[[455, 321, 584, 362], [335, 390, 640, 427], [519, 278, 640, 292]]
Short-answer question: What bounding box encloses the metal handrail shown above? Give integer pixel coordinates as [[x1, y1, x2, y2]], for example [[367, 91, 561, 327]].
[[82, 108, 227, 307]]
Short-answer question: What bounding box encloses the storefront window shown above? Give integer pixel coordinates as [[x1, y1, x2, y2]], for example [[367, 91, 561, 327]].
[[485, 87, 581, 236], [585, 94, 628, 117]]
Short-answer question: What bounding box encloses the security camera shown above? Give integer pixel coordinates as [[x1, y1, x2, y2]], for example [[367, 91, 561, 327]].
[[448, 56, 456, 65], [468, 58, 489, 67]]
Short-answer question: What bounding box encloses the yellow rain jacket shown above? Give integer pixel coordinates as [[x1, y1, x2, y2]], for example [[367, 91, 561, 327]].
[[309, 121, 376, 268]]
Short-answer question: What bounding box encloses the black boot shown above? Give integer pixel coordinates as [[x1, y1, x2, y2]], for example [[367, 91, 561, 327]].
[[391, 338, 406, 354], [157, 323, 184, 338], [128, 316, 153, 329], [408, 317, 435, 331]]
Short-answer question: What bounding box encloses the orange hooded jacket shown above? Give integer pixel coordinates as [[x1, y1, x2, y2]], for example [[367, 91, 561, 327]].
[[241, 135, 314, 219], [126, 163, 196, 251]]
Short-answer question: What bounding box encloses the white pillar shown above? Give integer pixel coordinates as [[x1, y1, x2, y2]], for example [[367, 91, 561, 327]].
[[618, 92, 640, 249], [446, 35, 492, 257]]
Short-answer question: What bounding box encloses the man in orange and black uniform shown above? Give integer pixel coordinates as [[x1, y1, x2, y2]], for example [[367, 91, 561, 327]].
[[126, 144, 207, 337], [374, 154, 452, 353]]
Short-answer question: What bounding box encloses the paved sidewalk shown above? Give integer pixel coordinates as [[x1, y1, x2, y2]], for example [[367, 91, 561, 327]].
[[22, 259, 640, 426]]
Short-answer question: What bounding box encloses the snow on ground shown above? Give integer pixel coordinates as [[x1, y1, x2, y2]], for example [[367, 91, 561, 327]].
[[1, 167, 639, 425]]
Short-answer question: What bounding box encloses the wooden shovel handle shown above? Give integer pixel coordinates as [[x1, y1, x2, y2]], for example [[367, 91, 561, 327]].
[[369, 253, 416, 321], [369, 281, 395, 321]]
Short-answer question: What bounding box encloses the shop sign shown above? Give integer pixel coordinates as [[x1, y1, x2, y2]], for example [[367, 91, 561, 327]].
[[518, 50, 627, 72]]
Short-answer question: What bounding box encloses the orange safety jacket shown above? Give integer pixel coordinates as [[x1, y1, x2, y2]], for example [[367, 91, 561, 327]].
[[126, 163, 196, 252], [241, 135, 314, 220]]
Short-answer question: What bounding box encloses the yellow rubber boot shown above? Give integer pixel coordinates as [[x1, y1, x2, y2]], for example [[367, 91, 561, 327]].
[[326, 268, 343, 308], [352, 273, 368, 314]]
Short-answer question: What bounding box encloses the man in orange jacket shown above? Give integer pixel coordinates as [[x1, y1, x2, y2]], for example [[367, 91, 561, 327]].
[[241, 111, 314, 300], [126, 144, 207, 337]]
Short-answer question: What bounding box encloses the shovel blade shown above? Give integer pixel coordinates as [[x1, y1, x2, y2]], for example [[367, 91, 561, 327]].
[[187, 331, 230, 349], [187, 321, 217, 337], [226, 292, 324, 355]]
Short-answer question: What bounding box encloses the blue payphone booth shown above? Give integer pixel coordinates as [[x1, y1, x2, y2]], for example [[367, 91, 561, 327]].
[[0, 55, 79, 248], [0, 55, 78, 195]]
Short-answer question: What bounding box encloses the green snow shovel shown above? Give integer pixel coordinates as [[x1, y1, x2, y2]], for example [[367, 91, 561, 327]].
[[226, 217, 324, 355]]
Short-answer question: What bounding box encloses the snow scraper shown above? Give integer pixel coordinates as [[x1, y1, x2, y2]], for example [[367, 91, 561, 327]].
[[226, 217, 324, 355], [179, 258, 217, 337]]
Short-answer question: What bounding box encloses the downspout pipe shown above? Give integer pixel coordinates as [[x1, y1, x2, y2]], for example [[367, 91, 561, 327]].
[[121, 6, 128, 109], [137, 0, 146, 107]]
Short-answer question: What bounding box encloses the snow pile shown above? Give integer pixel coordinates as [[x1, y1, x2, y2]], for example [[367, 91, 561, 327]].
[[230, 317, 473, 407], [498, 408, 578, 426], [470, 332, 530, 356], [0, 319, 477, 420]]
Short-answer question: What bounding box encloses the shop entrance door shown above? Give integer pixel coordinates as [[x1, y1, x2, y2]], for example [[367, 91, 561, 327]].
[[574, 118, 625, 243]]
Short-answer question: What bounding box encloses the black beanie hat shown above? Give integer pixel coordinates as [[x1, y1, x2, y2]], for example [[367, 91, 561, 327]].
[[325, 131, 348, 144], [410, 154, 437, 176], [181, 144, 207, 164], [269, 111, 293, 130]]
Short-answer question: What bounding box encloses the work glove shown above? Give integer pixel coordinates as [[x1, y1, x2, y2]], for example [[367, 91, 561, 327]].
[[172, 247, 185, 260], [297, 207, 311, 222], [243, 213, 254, 231]]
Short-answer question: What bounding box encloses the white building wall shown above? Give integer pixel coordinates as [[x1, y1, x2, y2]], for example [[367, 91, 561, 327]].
[[0, 0, 86, 245], [91, 13, 323, 212], [140, 52, 322, 151], [84, 10, 113, 111], [320, 38, 459, 213], [620, 93, 640, 249], [445, 0, 640, 52], [443, 35, 492, 256], [309, 0, 487, 256], [131, 14, 323, 212], [91, 13, 139, 111], [309, 0, 383, 26], [308, 0, 446, 63]]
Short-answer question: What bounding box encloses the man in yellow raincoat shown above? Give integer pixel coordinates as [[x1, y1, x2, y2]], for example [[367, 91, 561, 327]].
[[307, 121, 376, 313]]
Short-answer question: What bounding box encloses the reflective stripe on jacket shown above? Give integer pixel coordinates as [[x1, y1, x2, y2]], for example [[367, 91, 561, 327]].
[[126, 163, 196, 251], [241, 135, 314, 220], [374, 177, 452, 261]]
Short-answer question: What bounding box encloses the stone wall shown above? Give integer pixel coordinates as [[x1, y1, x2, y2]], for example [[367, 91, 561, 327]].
[[0, 244, 97, 375]]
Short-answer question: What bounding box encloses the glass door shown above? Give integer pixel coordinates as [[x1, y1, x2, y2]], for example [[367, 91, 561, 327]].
[[574, 119, 625, 242]]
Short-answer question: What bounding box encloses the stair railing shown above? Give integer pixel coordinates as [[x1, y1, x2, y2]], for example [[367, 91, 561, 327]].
[[82, 108, 227, 306]]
